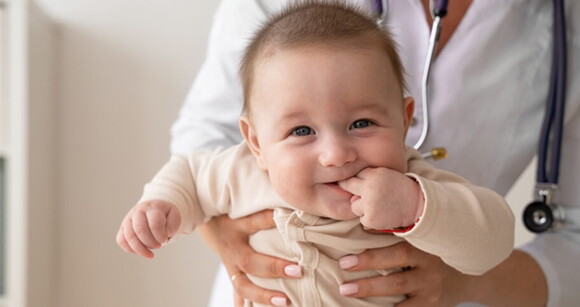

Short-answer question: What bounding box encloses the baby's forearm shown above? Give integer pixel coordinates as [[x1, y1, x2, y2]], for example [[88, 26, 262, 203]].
[[399, 175, 515, 275]]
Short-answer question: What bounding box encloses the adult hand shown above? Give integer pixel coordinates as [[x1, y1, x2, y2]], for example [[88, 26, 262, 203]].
[[338, 241, 473, 306], [197, 210, 303, 307]]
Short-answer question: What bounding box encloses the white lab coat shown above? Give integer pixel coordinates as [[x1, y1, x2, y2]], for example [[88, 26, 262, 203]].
[[170, 0, 580, 306]]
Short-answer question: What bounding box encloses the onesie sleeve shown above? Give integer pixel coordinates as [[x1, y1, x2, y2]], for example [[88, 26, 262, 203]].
[[397, 148, 515, 275], [138, 143, 281, 235]]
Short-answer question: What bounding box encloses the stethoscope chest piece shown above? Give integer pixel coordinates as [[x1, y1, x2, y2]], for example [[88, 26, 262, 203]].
[[523, 201, 559, 233]]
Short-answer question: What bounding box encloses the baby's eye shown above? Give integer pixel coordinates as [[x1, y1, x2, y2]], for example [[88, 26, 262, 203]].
[[351, 119, 373, 129], [292, 126, 314, 136]]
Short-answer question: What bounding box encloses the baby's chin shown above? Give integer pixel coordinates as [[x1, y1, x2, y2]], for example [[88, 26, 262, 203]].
[[326, 211, 357, 221], [317, 204, 358, 221]]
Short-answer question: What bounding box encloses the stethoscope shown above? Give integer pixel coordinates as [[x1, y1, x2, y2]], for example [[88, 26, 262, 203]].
[[523, 0, 568, 233], [375, 0, 570, 233]]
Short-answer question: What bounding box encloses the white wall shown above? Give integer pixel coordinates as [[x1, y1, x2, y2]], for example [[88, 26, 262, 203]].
[[30, 0, 537, 306], [34, 1, 221, 306]]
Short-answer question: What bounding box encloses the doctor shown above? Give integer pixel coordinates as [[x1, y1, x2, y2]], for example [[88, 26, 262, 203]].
[[171, 0, 580, 306]]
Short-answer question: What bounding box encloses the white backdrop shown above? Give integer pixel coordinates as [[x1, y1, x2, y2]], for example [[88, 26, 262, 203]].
[[35, 0, 221, 306], [31, 0, 535, 306]]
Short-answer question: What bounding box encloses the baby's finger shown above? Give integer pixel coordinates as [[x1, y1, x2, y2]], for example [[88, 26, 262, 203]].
[[132, 211, 161, 249], [350, 197, 365, 217], [146, 209, 168, 245], [123, 219, 154, 259], [165, 207, 182, 240], [116, 227, 135, 254], [337, 176, 364, 195]]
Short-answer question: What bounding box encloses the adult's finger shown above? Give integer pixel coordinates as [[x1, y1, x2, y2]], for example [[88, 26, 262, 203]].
[[212, 210, 301, 278], [231, 242, 300, 278], [395, 296, 427, 307], [234, 292, 243, 307], [340, 242, 419, 272], [235, 209, 276, 234], [233, 273, 290, 306], [340, 269, 423, 298]]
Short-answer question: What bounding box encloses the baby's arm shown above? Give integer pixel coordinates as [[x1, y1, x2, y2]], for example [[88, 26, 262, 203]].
[[116, 143, 278, 258], [116, 200, 182, 259], [116, 151, 217, 258], [397, 149, 515, 275], [341, 148, 514, 275]]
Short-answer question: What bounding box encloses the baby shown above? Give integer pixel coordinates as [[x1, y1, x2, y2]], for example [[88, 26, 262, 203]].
[[117, 2, 514, 306]]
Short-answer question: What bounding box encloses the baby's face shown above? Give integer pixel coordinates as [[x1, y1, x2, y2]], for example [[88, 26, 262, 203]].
[[241, 44, 413, 220]]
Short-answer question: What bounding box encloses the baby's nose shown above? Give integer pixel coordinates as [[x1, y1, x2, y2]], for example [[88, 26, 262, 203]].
[[318, 137, 356, 167]]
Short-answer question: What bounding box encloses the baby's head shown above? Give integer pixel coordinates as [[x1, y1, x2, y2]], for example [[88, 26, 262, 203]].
[[239, 1, 415, 220]]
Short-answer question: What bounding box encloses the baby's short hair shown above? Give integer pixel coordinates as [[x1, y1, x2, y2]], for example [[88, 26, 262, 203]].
[[240, 0, 407, 113]]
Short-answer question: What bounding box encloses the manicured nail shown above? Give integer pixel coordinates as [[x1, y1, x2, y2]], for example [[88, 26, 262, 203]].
[[339, 255, 358, 269], [271, 296, 289, 306], [339, 283, 359, 296], [284, 264, 303, 277]]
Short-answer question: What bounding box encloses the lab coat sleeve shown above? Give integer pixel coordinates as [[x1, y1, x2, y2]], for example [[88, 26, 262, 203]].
[[520, 3, 580, 305], [396, 148, 515, 275], [138, 143, 281, 235], [169, 0, 287, 154]]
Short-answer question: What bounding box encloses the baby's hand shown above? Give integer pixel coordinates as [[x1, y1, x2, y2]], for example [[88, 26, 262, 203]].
[[116, 200, 182, 259], [338, 167, 424, 231]]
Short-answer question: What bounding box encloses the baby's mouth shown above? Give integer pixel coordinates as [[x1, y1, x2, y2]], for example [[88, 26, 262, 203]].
[[324, 181, 344, 188], [323, 181, 351, 195]]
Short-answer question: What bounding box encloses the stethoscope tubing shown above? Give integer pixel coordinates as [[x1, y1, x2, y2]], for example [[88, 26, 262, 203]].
[[376, 0, 448, 150], [416, 15, 441, 150], [537, 0, 567, 187], [378, 0, 570, 232]]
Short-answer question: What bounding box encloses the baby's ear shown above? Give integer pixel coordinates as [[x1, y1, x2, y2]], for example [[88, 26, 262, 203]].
[[402, 97, 415, 137], [239, 115, 268, 170]]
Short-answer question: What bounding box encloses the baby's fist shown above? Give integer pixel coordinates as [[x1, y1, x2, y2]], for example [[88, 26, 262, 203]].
[[116, 200, 181, 259]]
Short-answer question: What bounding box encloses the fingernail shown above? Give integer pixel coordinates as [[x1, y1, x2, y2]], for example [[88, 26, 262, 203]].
[[271, 296, 289, 306], [339, 255, 358, 269], [339, 283, 359, 296], [284, 264, 303, 277]]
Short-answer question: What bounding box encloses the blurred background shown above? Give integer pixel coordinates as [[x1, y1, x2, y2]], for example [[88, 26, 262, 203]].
[[0, 0, 535, 306], [37, 1, 221, 306]]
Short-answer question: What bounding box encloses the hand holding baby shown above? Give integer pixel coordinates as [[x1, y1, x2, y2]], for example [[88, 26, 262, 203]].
[[116, 200, 182, 259], [338, 167, 425, 231]]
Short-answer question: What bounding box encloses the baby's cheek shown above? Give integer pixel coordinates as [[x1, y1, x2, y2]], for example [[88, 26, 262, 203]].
[[269, 170, 307, 208]]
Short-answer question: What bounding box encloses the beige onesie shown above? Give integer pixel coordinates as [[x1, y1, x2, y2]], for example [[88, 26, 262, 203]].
[[139, 142, 514, 306]]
